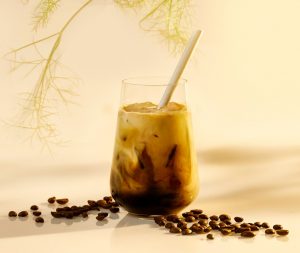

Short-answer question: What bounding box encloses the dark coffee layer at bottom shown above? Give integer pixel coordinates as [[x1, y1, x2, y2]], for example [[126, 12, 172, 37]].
[[111, 190, 191, 215]]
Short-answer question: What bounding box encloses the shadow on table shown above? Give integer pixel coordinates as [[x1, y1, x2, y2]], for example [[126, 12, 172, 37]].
[[196, 146, 300, 213]]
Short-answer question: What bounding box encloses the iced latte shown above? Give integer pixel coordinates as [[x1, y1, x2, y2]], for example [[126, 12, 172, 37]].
[[110, 102, 199, 215]]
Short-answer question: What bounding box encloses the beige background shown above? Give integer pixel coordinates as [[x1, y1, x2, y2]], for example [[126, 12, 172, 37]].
[[0, 0, 300, 165]]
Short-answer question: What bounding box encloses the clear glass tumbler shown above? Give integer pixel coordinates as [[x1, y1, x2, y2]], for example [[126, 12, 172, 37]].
[[110, 77, 199, 215]]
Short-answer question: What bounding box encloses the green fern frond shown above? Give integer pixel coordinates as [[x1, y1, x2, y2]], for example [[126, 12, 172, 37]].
[[33, 0, 61, 31]]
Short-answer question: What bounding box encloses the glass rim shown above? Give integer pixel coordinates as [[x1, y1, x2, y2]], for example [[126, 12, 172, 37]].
[[122, 76, 187, 87]]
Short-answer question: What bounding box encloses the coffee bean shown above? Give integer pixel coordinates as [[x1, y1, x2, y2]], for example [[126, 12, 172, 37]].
[[170, 227, 181, 233], [18, 211, 28, 217], [199, 214, 209, 220], [182, 212, 193, 218], [191, 209, 203, 215], [35, 217, 44, 223], [219, 214, 231, 221], [261, 222, 270, 229], [234, 217, 243, 223], [166, 214, 180, 223], [273, 224, 283, 230], [82, 212, 88, 218], [33, 211, 42, 217], [254, 222, 262, 227], [110, 207, 120, 213], [210, 215, 219, 221], [182, 228, 193, 235], [207, 234, 214, 240], [154, 216, 167, 226], [8, 211, 17, 217], [87, 200, 97, 207], [65, 212, 74, 219], [219, 222, 226, 228], [48, 196, 56, 204], [96, 212, 108, 221], [30, 205, 39, 211], [165, 222, 175, 229], [241, 223, 249, 228], [198, 220, 208, 226], [221, 229, 231, 235], [265, 229, 275, 235], [190, 223, 200, 232], [224, 220, 232, 225], [103, 196, 113, 202], [111, 202, 119, 207], [276, 230, 289, 236], [204, 227, 212, 233], [51, 211, 63, 218], [241, 231, 255, 238], [177, 221, 188, 230], [185, 216, 196, 222], [56, 198, 69, 205], [250, 225, 259, 231], [236, 227, 251, 234]]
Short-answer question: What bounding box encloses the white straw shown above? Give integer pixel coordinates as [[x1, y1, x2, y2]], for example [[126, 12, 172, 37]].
[[157, 30, 202, 109]]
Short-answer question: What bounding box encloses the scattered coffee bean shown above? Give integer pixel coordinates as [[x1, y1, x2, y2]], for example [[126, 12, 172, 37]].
[[182, 228, 193, 235], [165, 222, 175, 229], [199, 214, 209, 220], [110, 207, 120, 213], [185, 216, 196, 222], [87, 200, 97, 207], [234, 217, 243, 223], [154, 216, 167, 226], [47, 196, 56, 204], [241, 231, 255, 238], [276, 230, 289, 236], [56, 198, 69, 205], [96, 212, 108, 221], [35, 217, 44, 223], [254, 222, 261, 227], [30, 205, 39, 211], [261, 222, 270, 229], [198, 220, 208, 226], [265, 229, 275, 235], [219, 222, 226, 228], [241, 223, 249, 228], [207, 234, 214, 240], [82, 212, 88, 218], [33, 211, 42, 217], [273, 224, 283, 230], [170, 227, 181, 233], [182, 212, 193, 218], [204, 227, 212, 233], [224, 220, 232, 225], [65, 212, 74, 219], [18, 211, 28, 217], [250, 225, 259, 232], [210, 215, 219, 221], [221, 229, 231, 235], [191, 209, 203, 215], [219, 214, 231, 221], [166, 214, 180, 223], [51, 211, 64, 218], [104, 196, 113, 202], [8, 211, 17, 217]]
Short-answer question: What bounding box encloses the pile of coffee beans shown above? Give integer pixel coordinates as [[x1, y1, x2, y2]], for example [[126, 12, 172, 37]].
[[8, 196, 119, 224], [153, 209, 289, 240]]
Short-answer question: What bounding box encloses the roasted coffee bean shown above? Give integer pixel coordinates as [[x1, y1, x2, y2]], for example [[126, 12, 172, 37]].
[[103, 196, 113, 202], [207, 233, 214, 240], [56, 198, 69, 205], [241, 231, 255, 238], [35, 217, 44, 223], [241, 223, 249, 228], [224, 220, 232, 225], [30, 205, 39, 211], [48, 196, 56, 204], [82, 212, 88, 218], [191, 209, 203, 215], [177, 222, 188, 230], [110, 207, 120, 213], [182, 212, 192, 218], [182, 228, 193, 235], [198, 220, 208, 226], [211, 224, 220, 230], [250, 225, 259, 231], [194, 227, 204, 234], [204, 227, 212, 233], [185, 216, 196, 222], [33, 211, 42, 217], [210, 215, 219, 221], [254, 222, 262, 227], [219, 214, 231, 221], [111, 202, 120, 207], [276, 230, 289, 236], [18, 211, 28, 217], [273, 224, 283, 230], [261, 222, 270, 229], [166, 214, 180, 223], [97, 200, 109, 208], [199, 214, 209, 220], [8, 211, 17, 217], [87, 200, 97, 207], [265, 229, 275, 235], [209, 220, 217, 227], [234, 217, 243, 223], [96, 212, 109, 221], [82, 205, 91, 211], [219, 222, 226, 228], [221, 229, 231, 235], [154, 216, 167, 226], [165, 222, 175, 229], [65, 212, 74, 219], [236, 227, 251, 234], [190, 223, 200, 232], [170, 227, 181, 233], [51, 211, 64, 218]]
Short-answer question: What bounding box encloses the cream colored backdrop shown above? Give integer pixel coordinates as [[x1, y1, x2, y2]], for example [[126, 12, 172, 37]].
[[0, 0, 300, 166]]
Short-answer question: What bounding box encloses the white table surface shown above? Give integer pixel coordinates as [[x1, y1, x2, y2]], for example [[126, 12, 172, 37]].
[[1, 146, 300, 253]]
